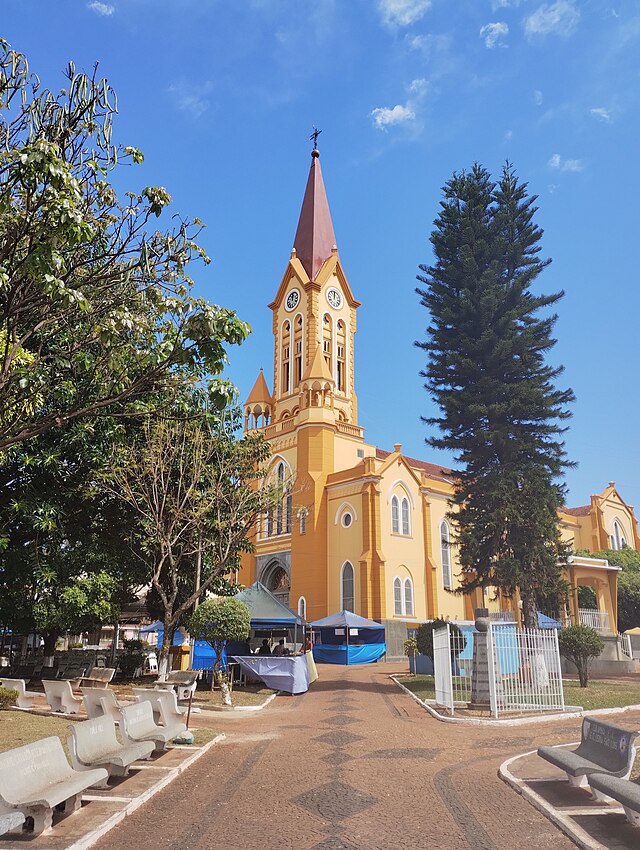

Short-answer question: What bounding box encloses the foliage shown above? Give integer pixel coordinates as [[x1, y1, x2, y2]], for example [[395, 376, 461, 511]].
[[558, 624, 604, 687], [117, 638, 147, 680], [416, 163, 574, 628], [579, 549, 640, 632], [415, 618, 466, 660], [102, 407, 277, 664], [403, 638, 417, 657], [0, 686, 17, 710], [0, 40, 249, 451], [188, 596, 250, 698]]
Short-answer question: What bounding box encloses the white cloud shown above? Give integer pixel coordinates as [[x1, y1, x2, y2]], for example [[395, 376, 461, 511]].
[[480, 22, 509, 48], [492, 0, 521, 7], [504, 129, 513, 142], [88, 1, 114, 15], [548, 152, 584, 172], [168, 81, 213, 119], [590, 106, 612, 122], [378, 0, 431, 27], [525, 1, 580, 38], [533, 89, 543, 105], [371, 104, 416, 129], [408, 77, 428, 96]]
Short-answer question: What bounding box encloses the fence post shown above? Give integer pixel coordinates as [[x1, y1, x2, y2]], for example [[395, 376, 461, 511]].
[[487, 622, 498, 718]]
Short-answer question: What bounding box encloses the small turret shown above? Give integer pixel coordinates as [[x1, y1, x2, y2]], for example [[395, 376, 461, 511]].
[[244, 368, 273, 430]]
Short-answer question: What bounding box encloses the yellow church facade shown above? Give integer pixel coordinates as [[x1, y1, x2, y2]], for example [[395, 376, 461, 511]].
[[239, 148, 636, 645]]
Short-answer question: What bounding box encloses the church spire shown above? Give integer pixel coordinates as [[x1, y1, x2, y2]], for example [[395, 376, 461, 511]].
[[292, 146, 337, 281]]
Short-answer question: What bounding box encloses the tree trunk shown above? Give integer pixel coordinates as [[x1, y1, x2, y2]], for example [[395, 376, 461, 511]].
[[158, 623, 175, 679], [520, 587, 538, 630]]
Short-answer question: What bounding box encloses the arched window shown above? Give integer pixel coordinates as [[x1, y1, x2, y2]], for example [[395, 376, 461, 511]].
[[299, 509, 307, 535], [611, 520, 627, 551], [281, 321, 291, 395], [276, 462, 285, 534], [401, 497, 410, 536], [322, 314, 333, 375], [391, 495, 400, 534], [294, 315, 303, 386], [393, 578, 403, 615], [404, 578, 414, 616], [341, 562, 355, 612], [298, 596, 307, 620], [441, 521, 453, 590], [336, 319, 346, 392]]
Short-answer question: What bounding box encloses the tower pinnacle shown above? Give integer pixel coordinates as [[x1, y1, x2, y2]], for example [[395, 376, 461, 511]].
[[292, 145, 337, 281]]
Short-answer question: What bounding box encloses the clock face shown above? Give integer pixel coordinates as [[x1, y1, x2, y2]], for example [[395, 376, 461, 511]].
[[326, 287, 343, 309], [285, 289, 300, 312]]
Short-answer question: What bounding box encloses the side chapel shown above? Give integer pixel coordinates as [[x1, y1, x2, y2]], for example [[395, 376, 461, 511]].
[[239, 146, 639, 641]]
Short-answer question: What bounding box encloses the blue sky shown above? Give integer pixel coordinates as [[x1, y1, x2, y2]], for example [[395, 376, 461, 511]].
[[4, 0, 640, 508]]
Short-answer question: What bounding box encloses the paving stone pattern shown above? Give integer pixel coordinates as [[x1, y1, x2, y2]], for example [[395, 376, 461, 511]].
[[94, 662, 594, 850]]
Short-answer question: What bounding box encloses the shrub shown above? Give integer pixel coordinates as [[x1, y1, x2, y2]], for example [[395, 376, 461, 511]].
[[403, 638, 417, 657], [416, 618, 466, 660], [118, 638, 147, 680], [0, 686, 18, 710], [558, 624, 604, 687], [188, 597, 250, 703]]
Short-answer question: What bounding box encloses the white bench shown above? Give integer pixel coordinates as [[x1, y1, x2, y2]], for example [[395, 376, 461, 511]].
[[80, 667, 115, 689], [119, 701, 185, 752], [154, 670, 198, 702], [68, 716, 154, 783], [82, 687, 126, 721], [0, 736, 107, 834], [538, 717, 639, 793], [43, 679, 83, 714], [0, 678, 38, 710], [133, 688, 189, 727], [0, 806, 25, 837], [589, 774, 640, 826]]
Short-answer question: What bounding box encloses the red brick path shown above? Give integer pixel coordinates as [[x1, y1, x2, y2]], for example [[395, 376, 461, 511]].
[[95, 663, 593, 850]]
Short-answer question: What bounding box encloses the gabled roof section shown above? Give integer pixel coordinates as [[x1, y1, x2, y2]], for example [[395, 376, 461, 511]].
[[375, 448, 453, 484], [563, 505, 591, 517], [303, 344, 334, 383], [245, 368, 273, 407], [293, 148, 337, 281]]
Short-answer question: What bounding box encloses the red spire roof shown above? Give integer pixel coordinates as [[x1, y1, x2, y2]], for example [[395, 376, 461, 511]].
[[293, 149, 337, 281]]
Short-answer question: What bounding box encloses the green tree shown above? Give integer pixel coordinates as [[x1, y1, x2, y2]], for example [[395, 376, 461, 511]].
[[415, 618, 466, 661], [187, 596, 251, 705], [558, 624, 604, 687], [416, 163, 575, 628], [0, 40, 247, 451], [102, 406, 278, 673]]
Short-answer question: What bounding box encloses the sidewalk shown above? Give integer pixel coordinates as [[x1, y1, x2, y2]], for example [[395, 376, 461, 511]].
[[93, 663, 599, 850]]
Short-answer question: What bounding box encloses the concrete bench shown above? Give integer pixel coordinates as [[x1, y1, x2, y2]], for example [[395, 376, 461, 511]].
[[133, 688, 189, 728], [154, 670, 198, 701], [43, 679, 83, 714], [0, 736, 108, 834], [538, 717, 639, 790], [0, 678, 38, 709], [82, 686, 125, 721], [119, 701, 185, 752], [0, 806, 25, 837], [80, 667, 115, 689], [68, 716, 154, 783], [589, 774, 640, 825]]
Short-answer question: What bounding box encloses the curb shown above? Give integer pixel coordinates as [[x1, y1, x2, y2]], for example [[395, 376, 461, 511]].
[[391, 675, 640, 727], [47, 734, 224, 850], [197, 692, 278, 713], [499, 749, 615, 850]]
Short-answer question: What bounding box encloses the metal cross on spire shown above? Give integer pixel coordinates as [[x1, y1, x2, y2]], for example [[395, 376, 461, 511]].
[[310, 126, 322, 149]]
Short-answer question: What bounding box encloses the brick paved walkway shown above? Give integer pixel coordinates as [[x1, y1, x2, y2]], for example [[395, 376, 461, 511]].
[[95, 663, 598, 850]]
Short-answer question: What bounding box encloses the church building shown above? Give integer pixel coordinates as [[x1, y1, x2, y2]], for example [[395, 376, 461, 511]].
[[239, 146, 639, 644]]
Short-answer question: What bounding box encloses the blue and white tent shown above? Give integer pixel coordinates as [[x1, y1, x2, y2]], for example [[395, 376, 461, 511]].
[[311, 610, 386, 665]]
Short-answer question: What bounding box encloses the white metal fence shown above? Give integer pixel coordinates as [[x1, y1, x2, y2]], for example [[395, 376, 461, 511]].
[[578, 608, 611, 634], [432, 622, 565, 718], [620, 633, 633, 659]]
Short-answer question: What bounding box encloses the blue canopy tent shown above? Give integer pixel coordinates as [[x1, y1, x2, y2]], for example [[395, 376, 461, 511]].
[[311, 610, 386, 665]]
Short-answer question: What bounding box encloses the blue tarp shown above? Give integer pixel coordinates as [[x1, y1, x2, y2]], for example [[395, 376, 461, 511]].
[[538, 612, 562, 629], [310, 610, 386, 666]]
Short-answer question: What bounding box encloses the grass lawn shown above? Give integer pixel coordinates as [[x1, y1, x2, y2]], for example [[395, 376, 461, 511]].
[[114, 681, 276, 708], [396, 675, 640, 712], [0, 710, 72, 754]]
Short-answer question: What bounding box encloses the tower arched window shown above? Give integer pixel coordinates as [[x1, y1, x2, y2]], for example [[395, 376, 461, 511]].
[[393, 578, 402, 615], [441, 521, 453, 590], [294, 315, 303, 387], [336, 320, 346, 393], [404, 578, 414, 616], [276, 462, 285, 534], [401, 497, 410, 536], [298, 596, 307, 620], [322, 314, 333, 376], [281, 322, 291, 395], [611, 520, 627, 551], [341, 562, 355, 612], [391, 496, 400, 534]]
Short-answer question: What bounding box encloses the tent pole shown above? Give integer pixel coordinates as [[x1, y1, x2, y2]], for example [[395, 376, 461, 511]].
[[346, 628, 350, 666]]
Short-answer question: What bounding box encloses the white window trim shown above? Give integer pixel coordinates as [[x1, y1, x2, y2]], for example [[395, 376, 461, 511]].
[[386, 481, 416, 509], [391, 495, 400, 535], [334, 501, 358, 525], [297, 596, 307, 619], [611, 517, 628, 551], [441, 520, 453, 590], [293, 312, 304, 388], [403, 577, 414, 617], [392, 574, 415, 617], [393, 577, 403, 616], [281, 318, 292, 396], [401, 496, 411, 536], [340, 561, 355, 612]]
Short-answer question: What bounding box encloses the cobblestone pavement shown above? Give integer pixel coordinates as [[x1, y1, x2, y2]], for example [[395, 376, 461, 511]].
[[94, 663, 620, 850]]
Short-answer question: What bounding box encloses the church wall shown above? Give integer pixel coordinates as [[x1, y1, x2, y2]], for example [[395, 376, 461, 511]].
[[424, 488, 468, 621], [599, 497, 636, 550], [326, 489, 364, 614], [332, 434, 373, 473]]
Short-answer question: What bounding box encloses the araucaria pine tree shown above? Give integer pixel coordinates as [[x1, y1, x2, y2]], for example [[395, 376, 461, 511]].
[[416, 163, 575, 628]]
